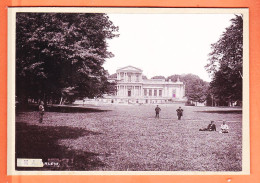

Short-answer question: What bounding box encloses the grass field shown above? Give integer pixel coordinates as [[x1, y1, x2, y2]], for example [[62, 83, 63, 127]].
[[15, 104, 242, 171]]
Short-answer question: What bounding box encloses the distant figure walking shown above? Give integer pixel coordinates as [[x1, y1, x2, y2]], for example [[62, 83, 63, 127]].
[[39, 101, 45, 123], [199, 121, 216, 131], [219, 121, 229, 133], [155, 105, 161, 118], [176, 107, 183, 120]]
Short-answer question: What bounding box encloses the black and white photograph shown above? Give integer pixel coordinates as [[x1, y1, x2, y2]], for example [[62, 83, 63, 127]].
[[8, 8, 249, 175]]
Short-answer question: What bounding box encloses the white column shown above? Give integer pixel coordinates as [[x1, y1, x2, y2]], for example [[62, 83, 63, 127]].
[[163, 86, 165, 97], [183, 84, 185, 97]]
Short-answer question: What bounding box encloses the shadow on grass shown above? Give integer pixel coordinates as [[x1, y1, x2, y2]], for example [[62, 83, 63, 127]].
[[196, 110, 242, 114], [16, 122, 105, 171], [16, 104, 110, 113]]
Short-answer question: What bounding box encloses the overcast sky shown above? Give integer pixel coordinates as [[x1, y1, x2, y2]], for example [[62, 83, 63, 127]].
[[103, 14, 236, 82]]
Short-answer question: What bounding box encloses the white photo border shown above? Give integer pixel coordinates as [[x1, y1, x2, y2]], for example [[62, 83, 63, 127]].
[[7, 7, 250, 175]]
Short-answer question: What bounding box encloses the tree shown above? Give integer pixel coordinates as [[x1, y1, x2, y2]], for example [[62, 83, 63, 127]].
[[151, 76, 166, 79], [142, 75, 148, 80], [167, 74, 209, 104], [109, 73, 117, 79], [205, 15, 243, 105], [16, 13, 119, 104]]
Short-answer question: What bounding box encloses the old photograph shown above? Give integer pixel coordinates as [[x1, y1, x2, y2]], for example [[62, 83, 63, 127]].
[[8, 8, 249, 175]]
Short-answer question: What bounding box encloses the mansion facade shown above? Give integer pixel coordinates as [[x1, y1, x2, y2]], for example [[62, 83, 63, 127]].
[[104, 66, 186, 104]]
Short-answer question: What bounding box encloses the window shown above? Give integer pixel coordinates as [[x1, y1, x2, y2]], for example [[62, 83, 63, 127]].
[[159, 90, 162, 97], [135, 86, 139, 96], [120, 72, 124, 79], [128, 74, 131, 82], [136, 74, 139, 82], [172, 89, 176, 98], [149, 89, 152, 96], [154, 90, 157, 96], [120, 72, 124, 80], [144, 89, 147, 96]]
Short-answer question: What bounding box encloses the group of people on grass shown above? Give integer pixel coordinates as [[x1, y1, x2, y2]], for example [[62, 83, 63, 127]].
[[155, 105, 229, 133], [38, 102, 229, 133], [199, 120, 229, 133]]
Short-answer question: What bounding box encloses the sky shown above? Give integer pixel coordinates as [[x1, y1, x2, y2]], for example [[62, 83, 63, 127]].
[[103, 13, 236, 82]]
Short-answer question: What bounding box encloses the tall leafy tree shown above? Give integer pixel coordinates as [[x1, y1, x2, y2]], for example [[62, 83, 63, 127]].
[[16, 13, 119, 104], [167, 74, 209, 104], [205, 15, 243, 105]]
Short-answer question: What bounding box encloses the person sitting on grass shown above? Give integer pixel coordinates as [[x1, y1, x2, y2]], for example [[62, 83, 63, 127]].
[[199, 121, 216, 131], [219, 121, 229, 133]]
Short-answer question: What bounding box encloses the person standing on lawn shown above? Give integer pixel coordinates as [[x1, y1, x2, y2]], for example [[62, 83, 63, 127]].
[[39, 101, 45, 123], [176, 106, 183, 120], [155, 105, 161, 118]]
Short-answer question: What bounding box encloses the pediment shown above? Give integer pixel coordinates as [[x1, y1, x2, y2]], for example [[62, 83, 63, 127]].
[[116, 66, 143, 73]]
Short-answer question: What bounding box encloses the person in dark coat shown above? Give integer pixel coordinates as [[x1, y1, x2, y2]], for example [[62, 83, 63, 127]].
[[39, 101, 45, 123], [199, 121, 216, 131], [176, 107, 183, 120], [155, 105, 161, 118]]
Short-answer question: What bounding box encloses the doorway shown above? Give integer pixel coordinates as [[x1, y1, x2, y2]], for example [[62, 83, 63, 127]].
[[128, 90, 131, 97]]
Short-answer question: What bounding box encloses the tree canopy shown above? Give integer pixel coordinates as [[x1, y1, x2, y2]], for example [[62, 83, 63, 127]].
[[167, 74, 209, 103], [151, 76, 166, 79], [205, 15, 243, 105], [142, 75, 148, 80], [16, 13, 119, 104], [109, 73, 117, 79]]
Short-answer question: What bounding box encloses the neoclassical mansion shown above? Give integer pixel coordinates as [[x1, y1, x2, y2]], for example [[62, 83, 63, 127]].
[[104, 66, 186, 104]]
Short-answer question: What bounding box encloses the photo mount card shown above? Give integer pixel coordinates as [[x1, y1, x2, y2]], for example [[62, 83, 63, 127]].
[[7, 7, 249, 176]]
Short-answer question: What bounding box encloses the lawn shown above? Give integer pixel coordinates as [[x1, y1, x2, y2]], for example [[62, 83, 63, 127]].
[[15, 104, 242, 171]]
